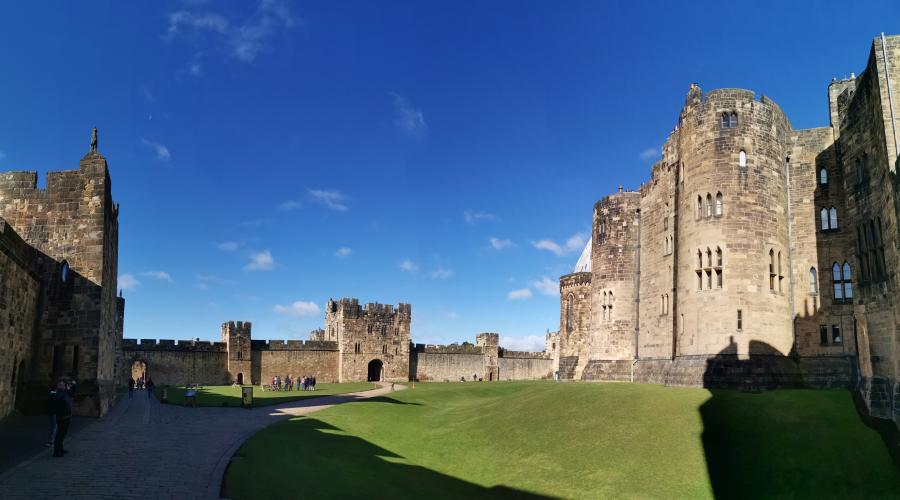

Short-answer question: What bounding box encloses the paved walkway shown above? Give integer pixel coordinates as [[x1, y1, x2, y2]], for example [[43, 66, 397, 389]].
[[0, 384, 400, 499]]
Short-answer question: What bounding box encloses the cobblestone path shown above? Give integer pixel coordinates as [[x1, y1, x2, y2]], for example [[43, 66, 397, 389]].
[[0, 384, 398, 499]]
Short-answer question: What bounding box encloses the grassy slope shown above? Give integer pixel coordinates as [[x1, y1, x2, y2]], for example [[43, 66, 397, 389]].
[[162, 382, 374, 407], [224, 382, 900, 499]]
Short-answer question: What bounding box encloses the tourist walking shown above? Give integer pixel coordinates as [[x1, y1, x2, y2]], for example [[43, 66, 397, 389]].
[[311, 376, 316, 390]]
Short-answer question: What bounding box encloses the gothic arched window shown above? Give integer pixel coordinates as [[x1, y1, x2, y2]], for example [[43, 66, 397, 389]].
[[739, 150, 747, 168], [715, 192, 723, 216], [809, 267, 818, 294], [819, 168, 828, 185]]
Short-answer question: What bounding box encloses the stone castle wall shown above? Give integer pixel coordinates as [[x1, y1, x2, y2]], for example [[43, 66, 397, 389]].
[[0, 150, 121, 417], [326, 298, 411, 382]]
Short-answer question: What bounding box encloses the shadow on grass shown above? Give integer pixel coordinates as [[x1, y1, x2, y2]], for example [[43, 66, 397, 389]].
[[223, 416, 554, 500], [700, 339, 900, 498]]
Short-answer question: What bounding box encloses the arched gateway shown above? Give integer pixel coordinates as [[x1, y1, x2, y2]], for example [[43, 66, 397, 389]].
[[367, 359, 384, 382]]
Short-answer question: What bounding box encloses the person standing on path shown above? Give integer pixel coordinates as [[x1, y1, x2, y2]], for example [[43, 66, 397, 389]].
[[50, 380, 74, 457], [45, 385, 57, 447]]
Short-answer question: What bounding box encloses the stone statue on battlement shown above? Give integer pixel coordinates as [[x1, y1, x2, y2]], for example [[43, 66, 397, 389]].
[[90, 128, 98, 152]]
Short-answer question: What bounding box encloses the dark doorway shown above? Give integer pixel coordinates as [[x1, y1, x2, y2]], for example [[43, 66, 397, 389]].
[[367, 359, 383, 382], [237, 373, 244, 385], [14, 360, 26, 409]]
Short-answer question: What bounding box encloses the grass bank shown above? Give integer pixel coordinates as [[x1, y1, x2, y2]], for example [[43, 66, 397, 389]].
[[224, 381, 900, 499], [162, 382, 374, 407]]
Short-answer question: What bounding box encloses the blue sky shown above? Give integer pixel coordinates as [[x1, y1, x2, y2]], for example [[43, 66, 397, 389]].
[[0, 1, 896, 350]]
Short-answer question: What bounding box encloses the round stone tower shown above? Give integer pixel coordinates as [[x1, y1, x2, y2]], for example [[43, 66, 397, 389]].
[[670, 86, 794, 358]]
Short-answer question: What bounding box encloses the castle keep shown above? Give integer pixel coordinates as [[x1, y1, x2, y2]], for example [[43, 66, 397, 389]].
[[558, 34, 900, 423], [0, 141, 124, 418]]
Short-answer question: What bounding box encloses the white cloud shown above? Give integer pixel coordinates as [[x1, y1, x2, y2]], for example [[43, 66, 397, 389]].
[[279, 200, 302, 211], [141, 271, 174, 283], [244, 250, 275, 271], [532, 276, 558, 296], [196, 283, 210, 291], [430, 267, 453, 280], [399, 259, 418, 273], [215, 241, 239, 252], [273, 300, 321, 318], [639, 147, 658, 161], [165, 0, 295, 63], [507, 288, 533, 301], [140, 138, 171, 161], [532, 233, 586, 257], [119, 273, 140, 291], [500, 335, 545, 352], [489, 237, 514, 250], [464, 209, 498, 226], [307, 189, 350, 212], [446, 312, 459, 320], [335, 247, 352, 258], [390, 92, 427, 139]]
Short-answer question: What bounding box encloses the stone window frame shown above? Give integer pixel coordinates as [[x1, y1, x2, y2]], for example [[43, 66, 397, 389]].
[[739, 150, 747, 168], [736, 310, 743, 331], [819, 167, 828, 185], [715, 192, 724, 217], [831, 324, 843, 345], [831, 261, 853, 303], [809, 267, 818, 295], [60, 260, 70, 285], [819, 325, 828, 346]]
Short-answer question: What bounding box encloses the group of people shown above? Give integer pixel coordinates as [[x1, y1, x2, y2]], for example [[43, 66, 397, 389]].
[[46, 379, 76, 458], [127, 376, 155, 398], [270, 374, 316, 391]]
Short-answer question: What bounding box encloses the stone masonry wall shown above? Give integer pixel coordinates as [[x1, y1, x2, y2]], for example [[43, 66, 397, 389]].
[[558, 272, 591, 379], [0, 221, 40, 419]]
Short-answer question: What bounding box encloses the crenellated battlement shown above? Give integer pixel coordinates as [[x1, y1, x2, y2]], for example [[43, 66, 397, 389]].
[[121, 338, 228, 352], [327, 297, 411, 321], [560, 272, 591, 288]]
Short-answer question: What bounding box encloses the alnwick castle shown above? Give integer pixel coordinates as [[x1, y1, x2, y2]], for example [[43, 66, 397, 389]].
[[1, 34, 899, 427]]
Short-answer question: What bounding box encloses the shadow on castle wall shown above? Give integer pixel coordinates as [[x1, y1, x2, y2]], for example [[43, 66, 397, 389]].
[[699, 338, 900, 498], [223, 409, 554, 499]]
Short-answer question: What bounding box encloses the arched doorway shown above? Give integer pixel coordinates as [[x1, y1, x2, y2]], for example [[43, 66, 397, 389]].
[[131, 360, 148, 385], [237, 373, 244, 385], [14, 360, 26, 410], [367, 359, 383, 382]]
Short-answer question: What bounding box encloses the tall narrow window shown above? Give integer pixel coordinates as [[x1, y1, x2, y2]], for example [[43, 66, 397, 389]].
[[858, 226, 870, 281], [777, 251, 783, 292], [60, 261, 70, 284], [832, 263, 843, 301], [832, 325, 842, 344], [697, 250, 703, 269], [566, 294, 574, 332], [716, 247, 722, 267], [729, 112, 738, 128], [721, 113, 730, 128], [819, 168, 828, 185], [737, 310, 743, 331], [706, 248, 712, 268], [706, 270, 712, 290], [820, 209, 829, 230], [706, 194, 712, 218], [697, 196, 702, 219], [769, 249, 775, 290], [809, 267, 818, 294], [842, 262, 853, 299], [819, 325, 828, 345], [715, 192, 723, 216], [829, 208, 838, 229], [716, 269, 723, 289], [738, 150, 747, 168]]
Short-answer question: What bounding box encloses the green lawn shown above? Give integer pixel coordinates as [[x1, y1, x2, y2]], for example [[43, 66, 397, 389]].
[[162, 382, 375, 407], [223, 382, 900, 499]]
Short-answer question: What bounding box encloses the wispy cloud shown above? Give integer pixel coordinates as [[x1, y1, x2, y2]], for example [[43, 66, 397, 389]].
[[489, 237, 514, 250], [197, 274, 236, 286], [119, 273, 140, 292], [141, 271, 174, 283], [464, 209, 498, 226], [279, 200, 302, 211], [165, 0, 296, 64], [196, 283, 210, 291], [399, 259, 419, 273], [390, 92, 428, 139], [446, 312, 459, 320], [214, 241, 239, 252], [334, 247, 352, 258], [430, 267, 453, 280], [307, 189, 350, 212], [500, 335, 545, 351], [507, 288, 532, 301], [273, 300, 320, 318], [140, 138, 171, 161], [531, 276, 558, 296], [532, 233, 587, 257], [244, 250, 275, 271], [639, 147, 658, 161]]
